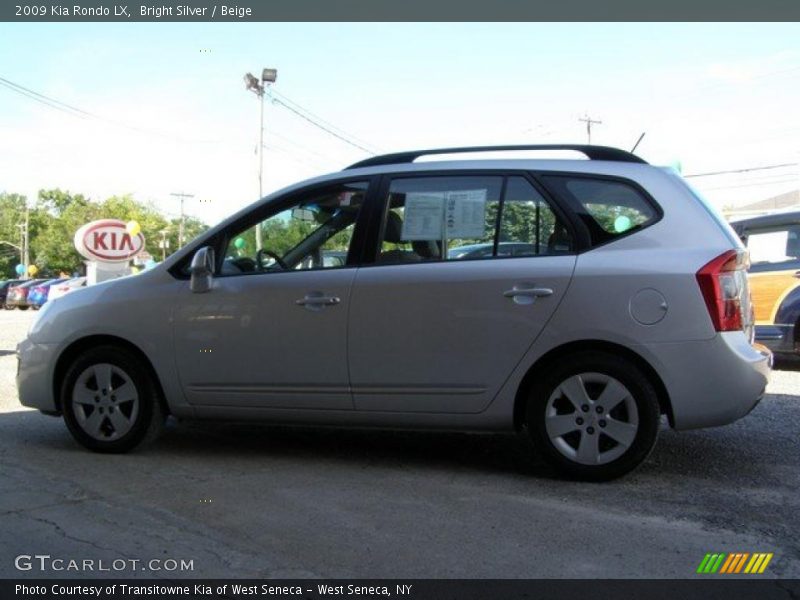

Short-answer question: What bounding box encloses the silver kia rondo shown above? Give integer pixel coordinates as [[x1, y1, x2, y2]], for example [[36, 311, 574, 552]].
[[17, 145, 772, 480]]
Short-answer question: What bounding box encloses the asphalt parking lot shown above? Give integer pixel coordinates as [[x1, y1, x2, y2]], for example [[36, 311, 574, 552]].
[[0, 308, 798, 579]]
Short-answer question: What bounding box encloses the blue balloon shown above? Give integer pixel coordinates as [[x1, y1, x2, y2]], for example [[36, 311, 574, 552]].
[[15, 264, 25, 275]]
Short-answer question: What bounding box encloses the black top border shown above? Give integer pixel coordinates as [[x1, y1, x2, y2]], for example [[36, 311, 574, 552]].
[[2, 0, 800, 22]]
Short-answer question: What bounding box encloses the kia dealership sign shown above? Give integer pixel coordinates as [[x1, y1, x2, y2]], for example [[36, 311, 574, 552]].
[[74, 219, 145, 263]]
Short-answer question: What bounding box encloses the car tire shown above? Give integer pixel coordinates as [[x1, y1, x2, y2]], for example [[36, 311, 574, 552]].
[[2, 303, 12, 310], [526, 351, 660, 481], [61, 345, 166, 453], [17, 305, 29, 311]]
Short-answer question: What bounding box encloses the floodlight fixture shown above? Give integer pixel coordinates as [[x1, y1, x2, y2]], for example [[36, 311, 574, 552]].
[[262, 68, 277, 84]]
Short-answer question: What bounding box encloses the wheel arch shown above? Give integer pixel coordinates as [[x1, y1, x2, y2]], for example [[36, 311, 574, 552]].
[[512, 339, 673, 430], [52, 334, 169, 415]]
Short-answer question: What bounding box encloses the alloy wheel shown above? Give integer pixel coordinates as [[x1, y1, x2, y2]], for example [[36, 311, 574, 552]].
[[544, 372, 639, 466], [71, 363, 139, 441]]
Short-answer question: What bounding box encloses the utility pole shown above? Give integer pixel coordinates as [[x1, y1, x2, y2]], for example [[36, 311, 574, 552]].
[[244, 68, 278, 251], [16, 207, 30, 279], [159, 229, 169, 261], [170, 192, 194, 248], [24, 207, 29, 274], [579, 114, 602, 144]]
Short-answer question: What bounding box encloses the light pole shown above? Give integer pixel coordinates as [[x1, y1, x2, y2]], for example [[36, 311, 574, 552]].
[[244, 67, 277, 251]]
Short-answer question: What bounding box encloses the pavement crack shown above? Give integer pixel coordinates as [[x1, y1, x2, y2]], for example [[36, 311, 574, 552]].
[[28, 514, 134, 559]]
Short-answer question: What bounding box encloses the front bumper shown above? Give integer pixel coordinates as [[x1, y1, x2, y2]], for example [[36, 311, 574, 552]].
[[16, 337, 59, 413], [643, 332, 772, 431]]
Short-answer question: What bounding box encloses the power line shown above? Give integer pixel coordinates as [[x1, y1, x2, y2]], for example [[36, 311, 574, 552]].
[[270, 89, 381, 153], [270, 96, 376, 155], [0, 75, 213, 144], [685, 162, 798, 178], [701, 178, 798, 192], [0, 78, 89, 118]]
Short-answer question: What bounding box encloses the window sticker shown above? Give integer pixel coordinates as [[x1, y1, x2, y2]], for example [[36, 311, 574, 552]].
[[445, 190, 486, 238], [401, 190, 487, 240], [402, 193, 445, 240]]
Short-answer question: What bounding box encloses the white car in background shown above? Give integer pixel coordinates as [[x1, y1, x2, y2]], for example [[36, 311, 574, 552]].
[[47, 277, 87, 301]]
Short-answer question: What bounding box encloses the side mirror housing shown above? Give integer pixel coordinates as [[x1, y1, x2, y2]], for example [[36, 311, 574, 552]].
[[190, 247, 215, 293]]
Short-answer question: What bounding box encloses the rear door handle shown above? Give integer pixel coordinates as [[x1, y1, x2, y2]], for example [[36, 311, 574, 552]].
[[296, 295, 341, 307], [503, 287, 554, 298], [503, 286, 553, 306]]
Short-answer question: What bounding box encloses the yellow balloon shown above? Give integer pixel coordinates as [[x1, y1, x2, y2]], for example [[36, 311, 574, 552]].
[[126, 220, 142, 237], [28, 265, 38, 276]]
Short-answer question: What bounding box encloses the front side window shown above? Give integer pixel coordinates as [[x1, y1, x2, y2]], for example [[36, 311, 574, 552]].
[[221, 181, 367, 276], [377, 175, 571, 263], [746, 226, 800, 268], [542, 175, 658, 246]]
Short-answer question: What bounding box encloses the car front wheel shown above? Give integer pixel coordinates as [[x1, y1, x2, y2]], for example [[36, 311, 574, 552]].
[[61, 345, 166, 453], [526, 351, 660, 481]]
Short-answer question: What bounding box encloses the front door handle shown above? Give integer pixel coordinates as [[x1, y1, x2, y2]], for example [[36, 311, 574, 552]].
[[503, 286, 554, 306]]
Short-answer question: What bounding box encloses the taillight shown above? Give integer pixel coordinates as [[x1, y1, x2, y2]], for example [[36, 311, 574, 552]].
[[696, 249, 748, 332]]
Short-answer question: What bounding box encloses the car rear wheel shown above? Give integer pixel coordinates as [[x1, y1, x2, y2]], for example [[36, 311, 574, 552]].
[[61, 345, 166, 453], [526, 351, 660, 481]]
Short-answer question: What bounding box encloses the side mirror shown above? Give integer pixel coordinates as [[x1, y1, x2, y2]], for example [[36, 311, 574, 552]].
[[190, 247, 215, 293]]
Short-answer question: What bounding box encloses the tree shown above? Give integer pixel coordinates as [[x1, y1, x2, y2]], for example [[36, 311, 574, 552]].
[[2, 188, 210, 276], [32, 190, 101, 275]]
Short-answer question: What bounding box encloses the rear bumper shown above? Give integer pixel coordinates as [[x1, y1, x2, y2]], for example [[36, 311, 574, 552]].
[[755, 323, 797, 356], [16, 337, 59, 413], [642, 332, 771, 431]]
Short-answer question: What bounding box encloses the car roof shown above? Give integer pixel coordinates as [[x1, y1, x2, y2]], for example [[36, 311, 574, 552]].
[[730, 211, 800, 231]]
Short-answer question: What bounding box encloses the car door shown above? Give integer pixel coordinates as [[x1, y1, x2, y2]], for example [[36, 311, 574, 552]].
[[348, 173, 577, 414], [172, 178, 373, 410], [744, 223, 800, 324]]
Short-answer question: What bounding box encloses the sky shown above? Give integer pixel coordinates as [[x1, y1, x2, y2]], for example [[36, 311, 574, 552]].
[[1, 22, 800, 227]]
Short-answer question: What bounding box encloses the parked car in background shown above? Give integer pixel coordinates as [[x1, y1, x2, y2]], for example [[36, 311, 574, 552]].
[[47, 277, 87, 302], [732, 211, 800, 358], [0, 279, 23, 307], [28, 279, 68, 309], [18, 144, 771, 480], [448, 242, 538, 259], [5, 279, 47, 310]]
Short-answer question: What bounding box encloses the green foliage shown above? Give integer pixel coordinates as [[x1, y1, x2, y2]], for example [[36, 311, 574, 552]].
[[0, 188, 210, 278]]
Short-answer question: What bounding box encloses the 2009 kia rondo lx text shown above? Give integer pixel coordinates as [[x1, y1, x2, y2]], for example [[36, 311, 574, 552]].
[[17, 145, 772, 480]]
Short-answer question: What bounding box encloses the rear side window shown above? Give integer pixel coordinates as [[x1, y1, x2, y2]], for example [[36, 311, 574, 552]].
[[375, 175, 573, 264], [542, 175, 659, 246]]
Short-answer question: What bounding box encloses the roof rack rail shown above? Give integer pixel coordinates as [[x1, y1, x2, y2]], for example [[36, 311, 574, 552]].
[[346, 144, 647, 170]]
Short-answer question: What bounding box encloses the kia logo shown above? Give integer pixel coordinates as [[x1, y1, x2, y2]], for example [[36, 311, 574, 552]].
[[73, 220, 145, 263]]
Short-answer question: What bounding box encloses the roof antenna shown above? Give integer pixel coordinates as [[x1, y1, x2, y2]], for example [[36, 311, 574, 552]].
[[631, 132, 646, 153]]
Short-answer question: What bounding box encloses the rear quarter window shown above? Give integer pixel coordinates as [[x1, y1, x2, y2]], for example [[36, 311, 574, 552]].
[[541, 175, 660, 247]]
